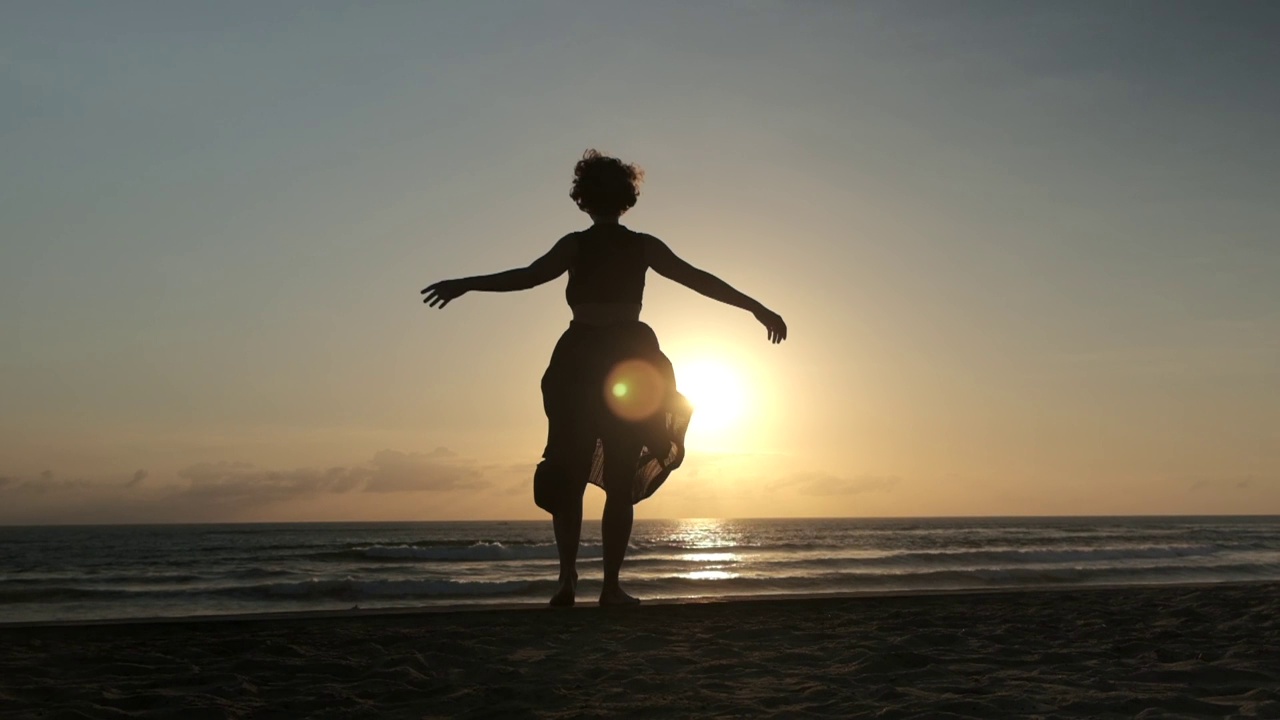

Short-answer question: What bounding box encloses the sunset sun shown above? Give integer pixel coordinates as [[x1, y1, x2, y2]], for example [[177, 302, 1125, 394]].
[[676, 357, 747, 436]]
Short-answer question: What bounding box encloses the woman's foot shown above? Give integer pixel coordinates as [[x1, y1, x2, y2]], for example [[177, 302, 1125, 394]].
[[598, 582, 640, 607], [549, 573, 577, 607]]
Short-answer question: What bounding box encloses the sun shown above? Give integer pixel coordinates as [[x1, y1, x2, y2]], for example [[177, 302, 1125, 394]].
[[676, 357, 747, 436]]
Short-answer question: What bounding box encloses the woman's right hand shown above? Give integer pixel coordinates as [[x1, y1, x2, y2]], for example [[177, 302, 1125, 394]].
[[753, 306, 788, 344]]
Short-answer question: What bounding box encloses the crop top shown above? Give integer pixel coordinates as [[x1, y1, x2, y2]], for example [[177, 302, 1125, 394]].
[[564, 225, 647, 306]]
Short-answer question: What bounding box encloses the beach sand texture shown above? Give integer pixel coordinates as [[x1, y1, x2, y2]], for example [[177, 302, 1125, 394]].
[[3, 583, 1279, 719]]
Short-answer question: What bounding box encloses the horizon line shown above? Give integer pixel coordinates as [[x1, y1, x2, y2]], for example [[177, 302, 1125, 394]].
[[2, 513, 1278, 529]]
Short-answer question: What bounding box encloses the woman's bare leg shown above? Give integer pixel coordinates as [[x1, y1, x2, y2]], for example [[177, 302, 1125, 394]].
[[600, 435, 641, 606], [550, 492, 583, 607]]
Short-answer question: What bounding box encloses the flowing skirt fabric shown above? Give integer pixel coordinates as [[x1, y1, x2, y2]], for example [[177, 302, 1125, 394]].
[[533, 321, 692, 515]]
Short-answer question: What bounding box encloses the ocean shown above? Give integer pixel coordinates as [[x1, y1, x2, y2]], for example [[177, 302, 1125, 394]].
[[2, 516, 1278, 624]]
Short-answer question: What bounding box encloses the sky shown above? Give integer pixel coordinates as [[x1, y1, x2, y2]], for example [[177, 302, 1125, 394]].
[[2, 1, 1278, 524]]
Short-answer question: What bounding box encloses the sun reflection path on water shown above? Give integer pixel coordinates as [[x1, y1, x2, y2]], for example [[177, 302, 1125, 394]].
[[682, 570, 739, 581], [680, 552, 738, 563], [663, 518, 747, 549], [665, 519, 746, 580]]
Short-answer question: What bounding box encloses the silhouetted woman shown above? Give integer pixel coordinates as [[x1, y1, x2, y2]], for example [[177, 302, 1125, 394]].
[[422, 150, 786, 606]]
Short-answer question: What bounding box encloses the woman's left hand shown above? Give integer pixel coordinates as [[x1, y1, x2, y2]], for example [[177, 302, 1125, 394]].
[[421, 278, 471, 308], [753, 306, 788, 344]]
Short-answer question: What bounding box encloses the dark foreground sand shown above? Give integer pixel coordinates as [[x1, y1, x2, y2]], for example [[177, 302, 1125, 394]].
[[3, 583, 1279, 719]]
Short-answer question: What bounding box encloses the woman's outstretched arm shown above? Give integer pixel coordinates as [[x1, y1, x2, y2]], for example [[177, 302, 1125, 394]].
[[421, 235, 576, 308], [644, 235, 788, 344]]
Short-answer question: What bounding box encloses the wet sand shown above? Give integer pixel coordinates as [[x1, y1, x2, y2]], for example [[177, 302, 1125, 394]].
[[2, 583, 1279, 719]]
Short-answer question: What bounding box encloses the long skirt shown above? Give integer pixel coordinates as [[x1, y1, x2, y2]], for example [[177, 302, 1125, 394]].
[[533, 321, 692, 515]]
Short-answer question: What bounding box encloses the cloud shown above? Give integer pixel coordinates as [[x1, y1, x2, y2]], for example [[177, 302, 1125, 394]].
[[175, 461, 368, 504], [0, 447, 494, 505], [0, 469, 152, 494], [363, 450, 489, 493], [0, 443, 560, 523], [0, 471, 94, 494], [477, 462, 537, 497], [0, 449, 545, 523], [766, 473, 902, 496], [502, 477, 533, 496], [169, 449, 492, 503], [1188, 476, 1272, 492]]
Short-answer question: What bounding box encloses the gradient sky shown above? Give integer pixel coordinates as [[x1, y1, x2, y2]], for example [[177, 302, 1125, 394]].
[[2, 2, 1278, 524]]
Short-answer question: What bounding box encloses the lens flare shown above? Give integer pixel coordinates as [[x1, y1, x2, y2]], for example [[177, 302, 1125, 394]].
[[604, 359, 665, 421]]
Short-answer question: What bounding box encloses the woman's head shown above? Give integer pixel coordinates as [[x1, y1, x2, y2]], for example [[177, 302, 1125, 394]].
[[570, 149, 643, 218]]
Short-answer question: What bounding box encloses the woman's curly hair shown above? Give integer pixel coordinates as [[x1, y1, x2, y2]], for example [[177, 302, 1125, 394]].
[[569, 149, 644, 217]]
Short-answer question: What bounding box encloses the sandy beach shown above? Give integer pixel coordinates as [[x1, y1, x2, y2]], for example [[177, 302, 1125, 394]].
[[2, 582, 1279, 719]]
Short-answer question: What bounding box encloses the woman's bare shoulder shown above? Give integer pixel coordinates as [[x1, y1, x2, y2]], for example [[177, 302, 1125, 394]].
[[629, 229, 666, 247], [555, 230, 583, 250]]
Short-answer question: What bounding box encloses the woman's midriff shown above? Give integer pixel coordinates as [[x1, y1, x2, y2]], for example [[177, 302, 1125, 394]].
[[570, 302, 642, 325]]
